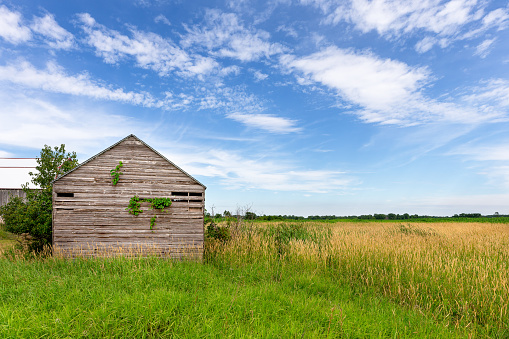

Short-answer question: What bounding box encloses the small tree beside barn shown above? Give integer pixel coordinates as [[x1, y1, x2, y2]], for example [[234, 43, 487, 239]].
[[52, 135, 206, 258]]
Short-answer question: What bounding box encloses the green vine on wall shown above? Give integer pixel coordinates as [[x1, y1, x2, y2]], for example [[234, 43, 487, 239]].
[[126, 196, 172, 229], [110, 161, 123, 185], [126, 195, 143, 215], [150, 215, 157, 229]]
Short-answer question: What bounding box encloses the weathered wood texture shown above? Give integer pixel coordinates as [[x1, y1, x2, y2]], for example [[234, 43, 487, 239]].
[[52, 136, 205, 259], [0, 189, 26, 207]]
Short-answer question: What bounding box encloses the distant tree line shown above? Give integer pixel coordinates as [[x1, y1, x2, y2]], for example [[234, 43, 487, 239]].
[[205, 211, 508, 221]]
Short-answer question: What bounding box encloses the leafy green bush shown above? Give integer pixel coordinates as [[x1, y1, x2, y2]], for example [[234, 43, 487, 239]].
[[206, 222, 231, 243], [0, 190, 52, 251], [0, 144, 78, 251]]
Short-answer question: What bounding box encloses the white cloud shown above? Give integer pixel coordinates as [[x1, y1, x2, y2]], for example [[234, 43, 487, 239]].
[[198, 86, 264, 113], [0, 60, 162, 107], [162, 148, 353, 192], [161, 85, 266, 114], [0, 90, 145, 157], [451, 142, 509, 162], [30, 14, 74, 50], [219, 65, 241, 76], [182, 9, 286, 62], [227, 112, 301, 133], [253, 70, 268, 81], [303, 0, 509, 51], [473, 37, 496, 58], [320, 0, 481, 35], [463, 79, 509, 108], [415, 36, 436, 53], [282, 46, 429, 111], [282, 46, 506, 125], [154, 14, 171, 26], [482, 7, 509, 29], [0, 5, 31, 44], [77, 13, 218, 77], [276, 25, 298, 38], [0, 6, 75, 50]]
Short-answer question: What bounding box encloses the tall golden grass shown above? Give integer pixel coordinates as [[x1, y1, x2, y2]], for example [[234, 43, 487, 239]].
[[207, 221, 509, 331]]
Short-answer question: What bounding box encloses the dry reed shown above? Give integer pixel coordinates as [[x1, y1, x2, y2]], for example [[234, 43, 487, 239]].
[[207, 221, 509, 331]]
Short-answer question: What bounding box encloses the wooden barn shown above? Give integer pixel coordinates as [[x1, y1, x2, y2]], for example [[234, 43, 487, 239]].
[[52, 134, 206, 258]]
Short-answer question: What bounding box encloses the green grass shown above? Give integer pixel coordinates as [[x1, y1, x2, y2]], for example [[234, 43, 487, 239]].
[[0, 224, 16, 251], [1, 256, 464, 338], [1, 220, 508, 338]]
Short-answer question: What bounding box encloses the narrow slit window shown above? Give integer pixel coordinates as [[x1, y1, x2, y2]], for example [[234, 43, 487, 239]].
[[172, 192, 188, 196], [189, 192, 202, 197], [57, 192, 74, 197]]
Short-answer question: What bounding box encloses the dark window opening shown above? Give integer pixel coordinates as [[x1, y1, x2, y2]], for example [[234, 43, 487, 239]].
[[172, 192, 188, 196], [57, 192, 74, 197], [189, 199, 202, 203], [189, 192, 202, 197]]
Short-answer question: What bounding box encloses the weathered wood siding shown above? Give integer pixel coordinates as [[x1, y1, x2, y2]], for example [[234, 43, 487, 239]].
[[0, 189, 26, 207], [52, 136, 205, 258]]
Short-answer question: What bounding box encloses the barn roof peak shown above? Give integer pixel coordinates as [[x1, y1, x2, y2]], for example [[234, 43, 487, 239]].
[[52, 134, 206, 188]]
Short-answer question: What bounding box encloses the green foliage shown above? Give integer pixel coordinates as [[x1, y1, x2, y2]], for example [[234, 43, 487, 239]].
[[244, 211, 257, 220], [30, 144, 78, 189], [146, 197, 172, 211], [110, 161, 123, 185], [126, 196, 172, 229], [0, 144, 77, 251], [262, 223, 329, 257], [149, 215, 157, 230], [126, 195, 143, 215], [206, 222, 231, 242]]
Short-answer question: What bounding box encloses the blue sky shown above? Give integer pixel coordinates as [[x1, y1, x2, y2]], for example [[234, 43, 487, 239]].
[[0, 0, 508, 216]]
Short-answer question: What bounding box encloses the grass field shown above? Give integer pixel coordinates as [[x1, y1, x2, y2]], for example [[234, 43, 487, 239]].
[[1, 220, 508, 337], [0, 224, 16, 251]]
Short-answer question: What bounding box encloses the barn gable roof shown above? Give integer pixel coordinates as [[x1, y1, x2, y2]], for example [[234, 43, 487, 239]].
[[52, 134, 206, 188]]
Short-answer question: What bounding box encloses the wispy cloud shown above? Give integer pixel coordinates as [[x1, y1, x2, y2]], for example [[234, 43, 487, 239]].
[[154, 14, 171, 26], [282, 46, 506, 125], [77, 13, 217, 77], [0, 5, 74, 49], [253, 70, 268, 81], [227, 112, 301, 133], [301, 0, 509, 52], [0, 90, 144, 153], [162, 147, 354, 192], [0, 60, 161, 107], [181, 9, 286, 62], [282, 47, 430, 112], [0, 5, 32, 44], [449, 137, 509, 162], [30, 14, 75, 50], [473, 38, 496, 58], [463, 78, 509, 108]]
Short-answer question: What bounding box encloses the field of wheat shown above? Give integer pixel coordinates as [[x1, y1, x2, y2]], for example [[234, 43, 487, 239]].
[[208, 221, 509, 333]]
